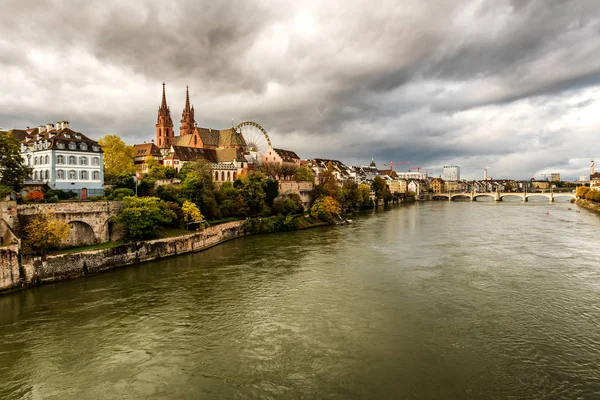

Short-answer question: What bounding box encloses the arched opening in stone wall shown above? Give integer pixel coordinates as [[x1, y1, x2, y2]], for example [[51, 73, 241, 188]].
[[65, 221, 96, 247]]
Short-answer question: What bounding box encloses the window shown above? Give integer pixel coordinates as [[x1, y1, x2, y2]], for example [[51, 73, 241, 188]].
[[69, 170, 76, 180], [92, 157, 99, 166], [215, 171, 219, 181], [227, 171, 231, 181], [57, 155, 64, 164], [64, 133, 71, 138], [45, 155, 49, 164], [57, 142, 65, 149], [27, 155, 31, 166], [80, 143, 88, 151], [92, 145, 100, 152], [221, 171, 225, 181], [34, 156, 38, 165], [69, 142, 76, 150], [69, 156, 76, 165], [80, 171, 88, 180], [45, 170, 49, 180], [79, 156, 88, 165], [34, 171, 38, 180], [44, 141, 49, 149], [233, 172, 236, 180], [57, 170, 65, 180], [93, 171, 99, 180]]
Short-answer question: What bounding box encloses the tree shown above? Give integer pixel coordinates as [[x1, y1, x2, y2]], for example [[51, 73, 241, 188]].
[[98, 134, 135, 183], [358, 184, 372, 207], [115, 196, 176, 239], [182, 200, 204, 223], [25, 212, 71, 255], [180, 160, 220, 219], [239, 171, 267, 215], [217, 182, 249, 217], [264, 179, 279, 206], [372, 176, 387, 200], [273, 194, 304, 215], [296, 165, 315, 182], [310, 196, 341, 222], [0, 132, 32, 196]]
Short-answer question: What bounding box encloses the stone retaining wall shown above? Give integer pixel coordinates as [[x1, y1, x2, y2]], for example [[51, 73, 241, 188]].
[[1, 220, 246, 293]]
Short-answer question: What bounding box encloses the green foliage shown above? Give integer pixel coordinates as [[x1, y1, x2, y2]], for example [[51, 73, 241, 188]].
[[272, 193, 304, 215], [243, 215, 298, 234], [115, 196, 176, 239], [296, 165, 315, 181], [216, 182, 249, 218], [310, 196, 341, 222], [87, 196, 105, 202], [156, 184, 181, 203], [44, 189, 77, 200], [113, 173, 135, 190], [180, 161, 220, 219], [264, 179, 279, 206], [341, 182, 361, 209], [371, 176, 387, 200], [239, 172, 267, 216], [0, 132, 32, 193], [109, 188, 135, 200]]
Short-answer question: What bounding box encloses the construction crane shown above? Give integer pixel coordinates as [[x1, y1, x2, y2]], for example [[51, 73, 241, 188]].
[[383, 161, 409, 171], [540, 173, 550, 181]]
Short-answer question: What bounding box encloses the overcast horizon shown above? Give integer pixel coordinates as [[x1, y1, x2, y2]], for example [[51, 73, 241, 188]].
[[1, 0, 599, 180]]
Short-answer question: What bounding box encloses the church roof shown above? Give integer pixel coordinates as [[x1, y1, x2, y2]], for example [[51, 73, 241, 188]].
[[170, 146, 217, 163], [133, 143, 161, 158], [195, 127, 246, 148]]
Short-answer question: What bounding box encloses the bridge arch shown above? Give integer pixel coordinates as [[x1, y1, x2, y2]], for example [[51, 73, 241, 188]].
[[473, 194, 495, 201], [65, 221, 97, 247], [432, 194, 450, 200]]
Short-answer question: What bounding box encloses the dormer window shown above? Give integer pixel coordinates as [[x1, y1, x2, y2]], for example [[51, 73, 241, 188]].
[[69, 142, 76, 150], [57, 142, 65, 149], [80, 143, 88, 151], [92, 145, 100, 152], [64, 133, 71, 138], [75, 134, 81, 140]]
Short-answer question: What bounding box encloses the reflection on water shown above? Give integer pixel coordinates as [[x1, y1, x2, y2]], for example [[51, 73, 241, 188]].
[[1, 202, 599, 399]]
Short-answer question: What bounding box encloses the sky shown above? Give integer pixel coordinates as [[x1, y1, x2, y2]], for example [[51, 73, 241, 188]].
[[1, 0, 599, 180]]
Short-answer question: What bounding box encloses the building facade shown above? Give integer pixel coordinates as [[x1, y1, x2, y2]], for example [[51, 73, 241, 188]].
[[443, 165, 460, 181], [10, 122, 104, 198]]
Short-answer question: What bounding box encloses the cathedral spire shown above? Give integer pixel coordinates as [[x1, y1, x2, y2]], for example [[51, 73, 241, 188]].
[[160, 82, 168, 111], [180, 85, 195, 136]]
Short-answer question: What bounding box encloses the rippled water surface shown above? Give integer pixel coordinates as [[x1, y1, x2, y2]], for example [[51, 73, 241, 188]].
[[1, 201, 600, 399]]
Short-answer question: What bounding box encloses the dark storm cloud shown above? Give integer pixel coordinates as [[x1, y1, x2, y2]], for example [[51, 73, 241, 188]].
[[1, 0, 599, 179]]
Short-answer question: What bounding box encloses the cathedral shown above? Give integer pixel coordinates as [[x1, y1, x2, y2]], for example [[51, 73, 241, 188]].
[[133, 83, 248, 180], [154, 83, 246, 152]]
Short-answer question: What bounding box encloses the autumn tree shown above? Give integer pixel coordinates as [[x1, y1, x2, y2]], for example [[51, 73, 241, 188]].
[[310, 196, 341, 222], [358, 184, 372, 207], [0, 132, 32, 197], [180, 160, 220, 219], [25, 212, 71, 255], [98, 134, 135, 183], [115, 196, 176, 239], [182, 200, 204, 224]]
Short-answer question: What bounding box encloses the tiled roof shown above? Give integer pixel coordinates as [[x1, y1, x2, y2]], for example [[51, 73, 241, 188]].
[[196, 128, 220, 147], [273, 148, 300, 162], [218, 128, 246, 147], [133, 143, 161, 157], [171, 146, 217, 163], [19, 128, 102, 153]]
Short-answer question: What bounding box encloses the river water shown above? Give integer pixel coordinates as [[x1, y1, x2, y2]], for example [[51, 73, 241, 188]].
[[1, 201, 600, 399]]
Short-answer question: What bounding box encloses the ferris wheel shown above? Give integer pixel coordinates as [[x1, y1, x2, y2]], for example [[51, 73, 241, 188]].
[[235, 121, 272, 163]]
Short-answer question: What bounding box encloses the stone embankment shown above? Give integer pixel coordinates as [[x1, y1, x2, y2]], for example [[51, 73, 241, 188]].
[[0, 220, 246, 293], [575, 198, 600, 213]]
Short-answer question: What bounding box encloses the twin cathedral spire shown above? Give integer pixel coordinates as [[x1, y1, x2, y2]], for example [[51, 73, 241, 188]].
[[155, 83, 196, 148]]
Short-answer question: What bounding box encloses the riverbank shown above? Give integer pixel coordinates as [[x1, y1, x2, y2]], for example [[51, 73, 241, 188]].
[[575, 198, 600, 214], [0, 215, 331, 295]]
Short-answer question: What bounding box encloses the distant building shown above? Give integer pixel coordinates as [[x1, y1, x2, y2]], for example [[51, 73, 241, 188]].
[[430, 178, 445, 193], [443, 165, 460, 181], [579, 176, 589, 182], [7, 122, 104, 199], [551, 173, 560, 182]]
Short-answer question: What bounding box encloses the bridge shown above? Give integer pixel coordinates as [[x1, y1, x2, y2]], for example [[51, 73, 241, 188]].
[[13, 201, 122, 247], [431, 191, 576, 202]]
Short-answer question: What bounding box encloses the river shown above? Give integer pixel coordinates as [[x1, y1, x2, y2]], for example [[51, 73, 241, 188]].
[[1, 201, 600, 399]]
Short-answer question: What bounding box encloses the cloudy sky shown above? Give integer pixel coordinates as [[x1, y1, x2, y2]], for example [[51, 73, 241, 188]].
[[1, 0, 599, 180]]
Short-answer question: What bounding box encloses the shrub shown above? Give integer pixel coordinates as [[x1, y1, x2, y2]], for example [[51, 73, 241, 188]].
[[109, 188, 135, 201], [87, 196, 105, 202], [310, 196, 341, 222], [46, 196, 59, 203], [44, 189, 77, 200], [25, 191, 44, 202]]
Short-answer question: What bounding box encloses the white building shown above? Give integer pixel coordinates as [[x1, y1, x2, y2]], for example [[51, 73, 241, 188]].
[[13, 122, 104, 199], [443, 165, 460, 181]]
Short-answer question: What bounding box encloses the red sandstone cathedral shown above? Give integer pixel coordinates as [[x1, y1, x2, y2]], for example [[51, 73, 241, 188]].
[[133, 84, 248, 175]]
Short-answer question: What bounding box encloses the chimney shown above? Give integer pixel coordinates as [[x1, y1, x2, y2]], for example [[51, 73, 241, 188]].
[[591, 160, 595, 176], [62, 121, 70, 129], [39, 125, 46, 133], [56, 122, 62, 130], [46, 123, 54, 131]]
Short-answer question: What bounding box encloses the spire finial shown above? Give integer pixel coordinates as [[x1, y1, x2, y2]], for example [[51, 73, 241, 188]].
[[184, 85, 191, 114], [160, 82, 167, 110]]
